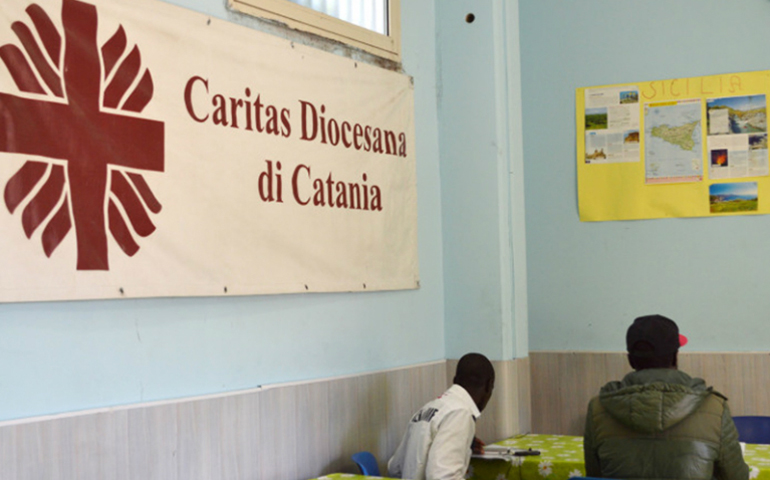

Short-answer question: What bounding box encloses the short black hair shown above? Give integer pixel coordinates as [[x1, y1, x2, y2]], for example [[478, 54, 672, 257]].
[[455, 353, 495, 388]]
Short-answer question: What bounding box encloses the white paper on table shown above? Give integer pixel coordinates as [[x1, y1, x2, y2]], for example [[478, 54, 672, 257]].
[[484, 445, 513, 453], [471, 452, 514, 461]]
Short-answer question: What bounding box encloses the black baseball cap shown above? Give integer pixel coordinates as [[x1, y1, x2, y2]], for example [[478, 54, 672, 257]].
[[626, 314, 688, 357]]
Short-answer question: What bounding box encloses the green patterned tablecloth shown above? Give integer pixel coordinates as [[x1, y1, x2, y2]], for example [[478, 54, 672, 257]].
[[469, 434, 770, 480], [310, 474, 398, 480], [745, 443, 770, 480], [469, 434, 585, 480]]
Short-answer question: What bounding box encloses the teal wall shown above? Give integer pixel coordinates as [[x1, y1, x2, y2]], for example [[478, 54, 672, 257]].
[[520, 0, 770, 351], [17, 0, 767, 423], [437, 0, 527, 360], [0, 0, 449, 421]]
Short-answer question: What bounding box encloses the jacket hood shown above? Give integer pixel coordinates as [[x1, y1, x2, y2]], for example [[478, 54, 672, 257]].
[[599, 369, 712, 434]]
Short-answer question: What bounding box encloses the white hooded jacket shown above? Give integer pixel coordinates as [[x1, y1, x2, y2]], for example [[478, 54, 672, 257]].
[[387, 384, 481, 480]]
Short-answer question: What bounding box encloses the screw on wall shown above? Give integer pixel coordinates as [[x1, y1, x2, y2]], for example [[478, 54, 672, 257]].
[[466, 13, 475, 23]]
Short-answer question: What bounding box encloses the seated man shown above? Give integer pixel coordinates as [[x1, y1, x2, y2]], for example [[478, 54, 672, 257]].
[[388, 353, 495, 480], [584, 314, 748, 480]]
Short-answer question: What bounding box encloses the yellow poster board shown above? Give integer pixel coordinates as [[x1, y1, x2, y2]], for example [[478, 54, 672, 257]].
[[577, 70, 770, 221]]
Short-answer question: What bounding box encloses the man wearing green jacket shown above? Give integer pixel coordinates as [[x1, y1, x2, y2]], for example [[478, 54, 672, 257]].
[[584, 314, 749, 480]]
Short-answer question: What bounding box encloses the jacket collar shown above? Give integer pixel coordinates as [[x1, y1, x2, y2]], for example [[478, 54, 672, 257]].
[[446, 384, 482, 420]]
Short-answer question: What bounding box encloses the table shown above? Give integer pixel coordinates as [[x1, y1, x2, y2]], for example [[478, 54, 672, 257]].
[[309, 474, 399, 480], [469, 434, 770, 480], [469, 434, 584, 480]]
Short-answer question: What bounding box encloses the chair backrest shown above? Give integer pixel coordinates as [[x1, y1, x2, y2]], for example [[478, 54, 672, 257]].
[[351, 451, 381, 476], [733, 416, 770, 444]]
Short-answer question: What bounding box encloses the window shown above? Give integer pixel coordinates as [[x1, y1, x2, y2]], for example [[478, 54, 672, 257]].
[[286, 0, 388, 35], [229, 0, 401, 62]]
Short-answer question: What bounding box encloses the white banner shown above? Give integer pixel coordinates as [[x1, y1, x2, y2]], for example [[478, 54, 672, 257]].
[[0, 0, 418, 302]]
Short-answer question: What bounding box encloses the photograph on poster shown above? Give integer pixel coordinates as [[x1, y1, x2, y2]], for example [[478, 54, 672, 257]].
[[709, 182, 758, 213]]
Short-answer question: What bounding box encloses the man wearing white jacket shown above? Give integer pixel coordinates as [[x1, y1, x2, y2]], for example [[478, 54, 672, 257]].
[[388, 353, 495, 480]]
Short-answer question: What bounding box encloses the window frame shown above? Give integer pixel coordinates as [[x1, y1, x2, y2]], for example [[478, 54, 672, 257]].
[[228, 0, 401, 62]]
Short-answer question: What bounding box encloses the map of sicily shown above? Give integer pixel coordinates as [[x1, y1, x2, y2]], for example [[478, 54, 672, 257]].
[[645, 99, 703, 183]]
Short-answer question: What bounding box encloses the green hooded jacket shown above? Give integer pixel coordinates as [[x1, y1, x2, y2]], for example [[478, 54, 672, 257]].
[[584, 369, 749, 480]]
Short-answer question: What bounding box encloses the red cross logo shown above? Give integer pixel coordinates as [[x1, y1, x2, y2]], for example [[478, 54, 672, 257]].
[[0, 0, 164, 270]]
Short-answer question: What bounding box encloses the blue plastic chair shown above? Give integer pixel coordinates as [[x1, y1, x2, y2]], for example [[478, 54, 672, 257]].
[[352, 451, 381, 476], [733, 416, 770, 444]]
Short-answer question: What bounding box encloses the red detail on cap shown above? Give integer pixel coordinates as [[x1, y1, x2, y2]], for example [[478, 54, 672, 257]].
[[679, 334, 688, 347]]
